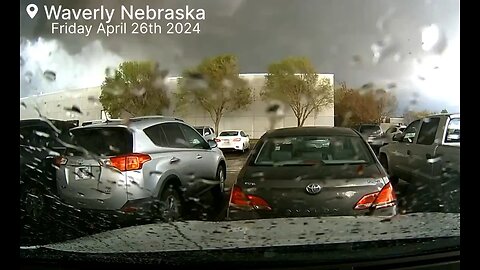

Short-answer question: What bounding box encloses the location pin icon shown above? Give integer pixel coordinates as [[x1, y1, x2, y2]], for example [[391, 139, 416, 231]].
[[26, 4, 38, 19]]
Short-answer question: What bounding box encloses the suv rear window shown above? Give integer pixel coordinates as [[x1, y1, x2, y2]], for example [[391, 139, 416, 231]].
[[70, 127, 133, 156], [359, 125, 381, 135]]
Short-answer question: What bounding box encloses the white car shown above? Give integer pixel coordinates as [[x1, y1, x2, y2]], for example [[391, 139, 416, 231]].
[[216, 130, 250, 152]]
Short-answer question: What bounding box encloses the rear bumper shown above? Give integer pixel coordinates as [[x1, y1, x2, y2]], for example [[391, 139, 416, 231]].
[[218, 143, 244, 150], [227, 205, 397, 221], [56, 196, 159, 222]]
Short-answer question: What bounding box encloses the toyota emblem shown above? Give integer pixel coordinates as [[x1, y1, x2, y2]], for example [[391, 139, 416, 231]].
[[305, 183, 322, 195]]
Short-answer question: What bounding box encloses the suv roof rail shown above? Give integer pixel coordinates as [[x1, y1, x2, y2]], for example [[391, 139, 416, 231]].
[[80, 116, 185, 127], [129, 115, 185, 122], [81, 119, 123, 126]]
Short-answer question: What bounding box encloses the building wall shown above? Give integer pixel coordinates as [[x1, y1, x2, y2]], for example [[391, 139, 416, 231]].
[[20, 74, 334, 139]]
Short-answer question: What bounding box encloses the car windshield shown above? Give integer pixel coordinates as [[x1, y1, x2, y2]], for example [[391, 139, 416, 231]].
[[254, 136, 373, 166], [219, 131, 239, 136], [20, 0, 459, 267]]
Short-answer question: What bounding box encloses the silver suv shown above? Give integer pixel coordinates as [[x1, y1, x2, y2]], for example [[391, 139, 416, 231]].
[[55, 116, 227, 221]]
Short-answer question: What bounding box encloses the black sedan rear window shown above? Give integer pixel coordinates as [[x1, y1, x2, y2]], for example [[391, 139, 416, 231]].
[[254, 135, 373, 166]]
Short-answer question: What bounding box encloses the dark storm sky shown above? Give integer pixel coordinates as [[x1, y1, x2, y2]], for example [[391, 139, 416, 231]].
[[20, 0, 460, 113]]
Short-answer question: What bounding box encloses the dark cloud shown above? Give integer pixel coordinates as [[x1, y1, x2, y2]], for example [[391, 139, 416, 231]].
[[20, 0, 459, 112]]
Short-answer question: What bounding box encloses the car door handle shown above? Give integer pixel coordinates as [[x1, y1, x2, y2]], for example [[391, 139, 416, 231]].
[[196, 154, 203, 159], [170, 157, 180, 164], [407, 150, 411, 155]]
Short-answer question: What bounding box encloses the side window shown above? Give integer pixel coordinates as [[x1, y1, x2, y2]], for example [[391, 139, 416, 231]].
[[144, 124, 168, 147], [179, 124, 210, 149], [162, 123, 190, 148], [204, 128, 210, 135], [417, 117, 440, 145], [240, 131, 246, 137], [402, 120, 420, 143], [210, 128, 215, 135], [445, 118, 460, 143]]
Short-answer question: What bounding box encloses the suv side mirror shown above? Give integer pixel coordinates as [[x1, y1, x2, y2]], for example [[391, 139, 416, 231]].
[[208, 139, 217, 148], [392, 133, 403, 142]]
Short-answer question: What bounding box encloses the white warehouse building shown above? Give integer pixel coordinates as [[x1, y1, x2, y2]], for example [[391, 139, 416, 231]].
[[20, 73, 334, 139]]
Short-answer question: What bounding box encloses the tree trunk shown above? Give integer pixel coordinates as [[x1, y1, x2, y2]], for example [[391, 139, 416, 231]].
[[214, 116, 221, 137], [297, 117, 302, 127], [300, 116, 307, 127]]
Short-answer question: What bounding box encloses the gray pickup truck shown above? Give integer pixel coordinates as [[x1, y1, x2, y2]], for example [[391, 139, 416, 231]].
[[378, 113, 459, 210]]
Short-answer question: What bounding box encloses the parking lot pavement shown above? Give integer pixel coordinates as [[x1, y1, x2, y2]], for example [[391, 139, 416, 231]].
[[223, 150, 250, 191]]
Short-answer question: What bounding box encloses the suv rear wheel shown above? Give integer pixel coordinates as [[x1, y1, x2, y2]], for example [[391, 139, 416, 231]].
[[158, 185, 183, 222]]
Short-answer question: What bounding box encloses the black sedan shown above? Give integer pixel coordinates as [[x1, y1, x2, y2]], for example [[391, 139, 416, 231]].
[[227, 127, 397, 220]]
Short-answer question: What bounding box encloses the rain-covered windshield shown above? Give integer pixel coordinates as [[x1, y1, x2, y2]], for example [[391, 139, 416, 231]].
[[20, 0, 459, 267]]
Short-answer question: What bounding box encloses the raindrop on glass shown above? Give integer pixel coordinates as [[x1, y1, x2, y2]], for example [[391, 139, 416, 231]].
[[130, 87, 146, 96], [43, 70, 56, 81], [24, 71, 33, 84], [64, 105, 83, 115]]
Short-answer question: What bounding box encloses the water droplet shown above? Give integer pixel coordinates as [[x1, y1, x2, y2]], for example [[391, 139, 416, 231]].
[[222, 79, 233, 88], [351, 55, 362, 66], [421, 24, 446, 53], [105, 67, 116, 78], [24, 71, 33, 84], [34, 131, 50, 138], [362, 83, 374, 89], [64, 105, 83, 115], [387, 83, 397, 89], [109, 145, 120, 153], [393, 53, 401, 62], [153, 77, 167, 90], [130, 87, 146, 96], [88, 96, 98, 103], [43, 70, 56, 81]]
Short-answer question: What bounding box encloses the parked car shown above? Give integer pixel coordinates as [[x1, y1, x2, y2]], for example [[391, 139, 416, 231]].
[[357, 124, 383, 140], [227, 127, 397, 220], [369, 124, 407, 154], [20, 118, 79, 221], [194, 126, 216, 141], [55, 116, 227, 221], [378, 114, 459, 211], [216, 130, 251, 152]]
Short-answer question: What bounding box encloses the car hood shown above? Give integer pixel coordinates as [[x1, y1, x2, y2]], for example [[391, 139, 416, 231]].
[[26, 213, 459, 253]]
